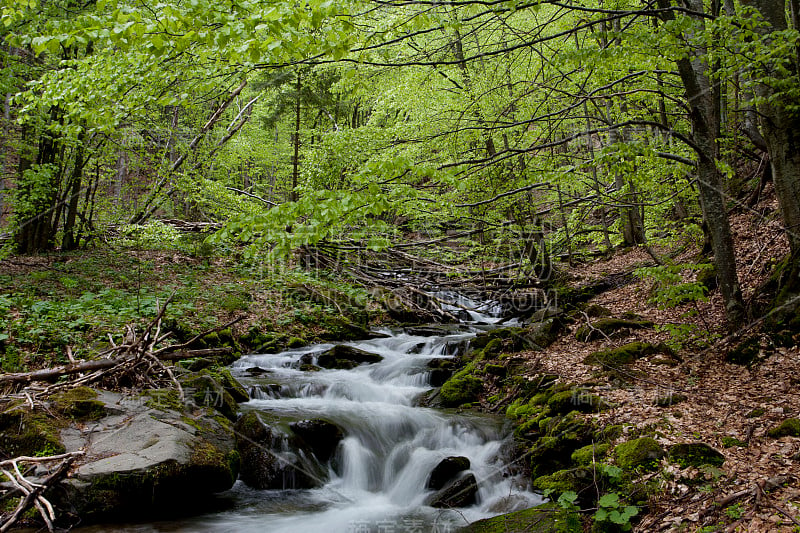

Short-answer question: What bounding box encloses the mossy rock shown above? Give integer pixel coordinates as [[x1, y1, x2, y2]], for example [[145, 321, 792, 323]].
[[721, 437, 748, 448], [584, 342, 671, 367], [746, 407, 766, 418], [181, 371, 239, 421], [316, 345, 383, 369], [571, 443, 610, 465], [767, 418, 800, 438], [457, 502, 581, 533], [696, 264, 718, 291], [547, 389, 606, 414], [142, 389, 184, 412], [52, 386, 106, 421], [179, 358, 214, 372], [595, 424, 623, 443], [208, 367, 249, 403], [654, 392, 688, 407], [726, 337, 763, 366], [471, 327, 526, 351], [286, 337, 307, 349], [584, 304, 612, 318], [240, 327, 281, 353], [481, 338, 505, 357], [0, 406, 65, 457], [533, 467, 594, 495], [614, 437, 665, 471], [527, 413, 595, 478], [668, 443, 725, 468], [575, 318, 654, 342], [318, 317, 371, 341], [440, 372, 483, 408], [484, 364, 506, 377]]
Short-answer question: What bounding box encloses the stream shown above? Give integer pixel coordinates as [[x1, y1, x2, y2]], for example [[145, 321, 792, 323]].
[[78, 293, 542, 532]]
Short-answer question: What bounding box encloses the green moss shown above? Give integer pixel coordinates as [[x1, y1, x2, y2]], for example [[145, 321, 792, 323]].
[[533, 467, 593, 494], [668, 443, 725, 468], [767, 418, 800, 438], [206, 367, 249, 403], [584, 342, 671, 366], [584, 304, 612, 317], [457, 502, 581, 533], [614, 437, 665, 471], [484, 363, 506, 377], [0, 406, 65, 457], [52, 386, 106, 421], [143, 389, 184, 412], [595, 424, 623, 443], [440, 368, 483, 407], [286, 337, 306, 348], [481, 338, 504, 358], [571, 443, 610, 465], [547, 389, 605, 414], [726, 337, 762, 366], [746, 408, 766, 418], [721, 437, 747, 448]]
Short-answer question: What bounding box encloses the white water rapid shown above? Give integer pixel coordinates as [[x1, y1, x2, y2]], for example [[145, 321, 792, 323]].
[[75, 294, 542, 532]]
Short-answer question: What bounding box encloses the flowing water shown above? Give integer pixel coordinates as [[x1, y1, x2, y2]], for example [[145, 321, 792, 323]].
[[75, 294, 542, 532]]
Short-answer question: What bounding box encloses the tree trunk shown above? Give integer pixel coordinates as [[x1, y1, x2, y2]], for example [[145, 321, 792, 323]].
[[740, 0, 800, 305], [658, 0, 746, 327]]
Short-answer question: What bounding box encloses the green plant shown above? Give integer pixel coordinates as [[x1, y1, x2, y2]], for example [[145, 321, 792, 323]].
[[634, 263, 716, 349], [724, 502, 744, 520], [594, 492, 639, 531]]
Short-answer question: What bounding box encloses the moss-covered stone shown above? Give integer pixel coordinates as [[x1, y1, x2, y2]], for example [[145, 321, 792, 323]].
[[767, 418, 800, 438], [584, 304, 612, 317], [180, 371, 239, 421], [584, 342, 671, 367], [614, 437, 665, 471], [208, 367, 249, 403], [143, 389, 184, 412], [696, 264, 718, 292], [726, 337, 763, 366], [575, 318, 654, 342], [0, 405, 65, 457], [533, 467, 594, 494], [595, 424, 623, 443], [287, 337, 306, 348], [316, 345, 383, 369], [547, 389, 605, 414], [484, 364, 506, 377], [52, 386, 106, 421], [668, 443, 725, 468], [457, 502, 581, 533], [571, 443, 610, 465], [721, 437, 748, 448], [746, 407, 766, 418], [440, 370, 483, 407], [527, 412, 595, 478]]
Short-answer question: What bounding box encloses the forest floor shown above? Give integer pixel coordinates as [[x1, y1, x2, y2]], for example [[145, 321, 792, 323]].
[[512, 186, 800, 532]]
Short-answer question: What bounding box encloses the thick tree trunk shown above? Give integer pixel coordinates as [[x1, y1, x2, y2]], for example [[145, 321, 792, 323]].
[[659, 0, 746, 327], [740, 0, 800, 305]]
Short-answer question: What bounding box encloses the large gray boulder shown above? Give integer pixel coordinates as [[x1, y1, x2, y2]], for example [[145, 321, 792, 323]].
[[55, 389, 239, 521]]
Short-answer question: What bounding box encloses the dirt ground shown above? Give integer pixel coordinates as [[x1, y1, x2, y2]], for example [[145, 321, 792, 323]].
[[515, 189, 800, 532]]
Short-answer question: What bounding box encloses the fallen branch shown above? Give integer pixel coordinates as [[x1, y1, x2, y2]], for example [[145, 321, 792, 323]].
[[0, 452, 83, 532], [0, 347, 233, 386]]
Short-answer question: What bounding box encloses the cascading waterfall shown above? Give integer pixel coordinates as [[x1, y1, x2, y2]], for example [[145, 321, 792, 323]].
[[81, 294, 542, 532]]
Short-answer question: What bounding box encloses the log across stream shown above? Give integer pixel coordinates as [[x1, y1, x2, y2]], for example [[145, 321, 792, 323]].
[[75, 294, 542, 532]]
